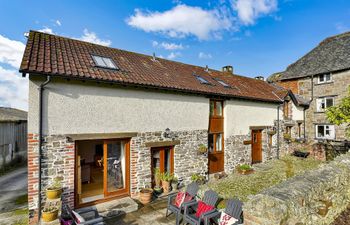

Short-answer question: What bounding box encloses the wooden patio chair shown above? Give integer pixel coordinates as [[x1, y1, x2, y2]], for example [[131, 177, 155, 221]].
[[165, 182, 199, 225], [204, 198, 243, 225], [183, 190, 219, 225]]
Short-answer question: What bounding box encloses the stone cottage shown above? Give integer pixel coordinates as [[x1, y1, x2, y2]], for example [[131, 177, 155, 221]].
[[268, 31, 350, 141], [19, 31, 305, 224]]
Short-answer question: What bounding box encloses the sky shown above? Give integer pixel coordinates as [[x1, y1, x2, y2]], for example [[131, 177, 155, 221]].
[[0, 0, 350, 110]]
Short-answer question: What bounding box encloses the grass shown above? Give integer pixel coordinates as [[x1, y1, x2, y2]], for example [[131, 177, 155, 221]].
[[15, 194, 28, 205], [201, 156, 323, 205]]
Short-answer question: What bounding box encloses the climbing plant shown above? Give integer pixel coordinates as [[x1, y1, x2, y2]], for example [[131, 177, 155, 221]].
[[326, 87, 350, 137]]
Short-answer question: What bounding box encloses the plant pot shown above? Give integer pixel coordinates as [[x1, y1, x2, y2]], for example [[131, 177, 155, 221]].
[[153, 186, 163, 196], [46, 188, 62, 200], [171, 182, 178, 191], [237, 168, 254, 175], [42, 209, 59, 222], [139, 188, 153, 204], [162, 181, 171, 193]]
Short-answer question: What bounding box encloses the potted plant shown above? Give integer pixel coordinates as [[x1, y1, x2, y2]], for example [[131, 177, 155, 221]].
[[139, 187, 153, 204], [161, 172, 173, 193], [42, 206, 59, 222], [283, 133, 292, 142], [153, 186, 163, 196], [190, 173, 206, 185], [46, 177, 63, 200], [198, 144, 208, 155], [171, 176, 179, 191], [237, 164, 254, 175], [154, 168, 161, 187]]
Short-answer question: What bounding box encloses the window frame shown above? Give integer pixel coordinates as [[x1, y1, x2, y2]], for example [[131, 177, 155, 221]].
[[91, 55, 119, 70], [210, 100, 224, 118], [316, 96, 335, 112], [318, 73, 332, 84], [315, 124, 335, 140], [194, 75, 211, 85], [214, 78, 231, 88], [208, 133, 224, 153]]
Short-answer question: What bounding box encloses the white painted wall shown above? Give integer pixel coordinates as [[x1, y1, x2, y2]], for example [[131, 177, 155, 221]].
[[224, 100, 278, 137], [28, 77, 210, 135], [291, 103, 304, 121]]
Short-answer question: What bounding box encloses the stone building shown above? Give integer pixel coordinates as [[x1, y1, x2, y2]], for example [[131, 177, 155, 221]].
[[19, 31, 305, 224], [268, 31, 350, 141]]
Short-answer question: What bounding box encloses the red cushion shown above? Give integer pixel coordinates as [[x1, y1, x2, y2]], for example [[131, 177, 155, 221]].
[[183, 193, 193, 203], [195, 201, 214, 218], [174, 192, 186, 207]]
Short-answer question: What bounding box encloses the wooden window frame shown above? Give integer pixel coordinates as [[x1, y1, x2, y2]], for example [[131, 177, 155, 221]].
[[150, 147, 174, 187], [210, 100, 224, 118]]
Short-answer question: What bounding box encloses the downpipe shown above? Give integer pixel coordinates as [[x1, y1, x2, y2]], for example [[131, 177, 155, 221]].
[[38, 75, 51, 223]]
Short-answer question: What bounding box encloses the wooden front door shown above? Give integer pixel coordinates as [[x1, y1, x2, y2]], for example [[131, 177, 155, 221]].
[[251, 130, 262, 164], [151, 147, 174, 187]]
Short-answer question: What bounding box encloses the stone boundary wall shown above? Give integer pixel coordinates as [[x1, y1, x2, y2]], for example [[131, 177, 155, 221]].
[[243, 152, 350, 225]]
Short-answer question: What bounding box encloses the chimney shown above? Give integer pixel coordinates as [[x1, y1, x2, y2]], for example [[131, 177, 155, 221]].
[[222, 65, 233, 74], [152, 52, 157, 61], [204, 65, 209, 72], [255, 76, 265, 81]]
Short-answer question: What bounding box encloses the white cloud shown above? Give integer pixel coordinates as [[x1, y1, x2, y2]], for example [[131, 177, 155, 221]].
[[126, 4, 233, 40], [78, 29, 112, 46], [0, 34, 25, 68], [152, 41, 184, 50], [167, 52, 181, 59], [38, 26, 55, 34], [335, 22, 349, 33], [198, 52, 212, 59], [56, 20, 61, 26], [232, 0, 277, 25], [0, 66, 28, 110]]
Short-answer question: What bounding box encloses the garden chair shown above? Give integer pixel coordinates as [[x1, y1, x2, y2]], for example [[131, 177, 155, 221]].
[[165, 182, 199, 225], [63, 204, 105, 225], [204, 198, 243, 225], [183, 190, 219, 225]]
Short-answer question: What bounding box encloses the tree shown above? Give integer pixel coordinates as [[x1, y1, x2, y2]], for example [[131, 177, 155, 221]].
[[326, 87, 350, 137]]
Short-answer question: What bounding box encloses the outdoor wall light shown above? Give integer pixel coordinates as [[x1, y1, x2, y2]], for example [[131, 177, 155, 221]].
[[164, 128, 171, 138]]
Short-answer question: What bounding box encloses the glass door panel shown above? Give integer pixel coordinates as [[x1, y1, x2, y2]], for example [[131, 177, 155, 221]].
[[105, 141, 126, 195]]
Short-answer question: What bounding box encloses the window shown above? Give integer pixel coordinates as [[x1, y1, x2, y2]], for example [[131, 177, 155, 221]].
[[195, 75, 210, 84], [318, 73, 332, 84], [208, 133, 223, 153], [298, 123, 302, 138], [316, 97, 334, 112], [210, 100, 223, 117], [316, 124, 335, 139], [215, 78, 230, 88], [92, 55, 118, 69]]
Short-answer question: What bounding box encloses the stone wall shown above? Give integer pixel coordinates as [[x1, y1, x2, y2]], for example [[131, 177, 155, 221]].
[[130, 130, 208, 196], [244, 152, 350, 225], [28, 133, 75, 224], [224, 134, 251, 173]]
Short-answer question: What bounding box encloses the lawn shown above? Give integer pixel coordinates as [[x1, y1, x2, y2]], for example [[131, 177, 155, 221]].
[[200, 156, 323, 206]]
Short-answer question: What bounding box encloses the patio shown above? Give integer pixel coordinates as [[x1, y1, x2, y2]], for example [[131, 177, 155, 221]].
[[104, 197, 176, 225]]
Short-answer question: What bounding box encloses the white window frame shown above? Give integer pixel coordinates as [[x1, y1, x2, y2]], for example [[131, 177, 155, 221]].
[[318, 73, 332, 84], [316, 96, 334, 112], [315, 124, 335, 139]]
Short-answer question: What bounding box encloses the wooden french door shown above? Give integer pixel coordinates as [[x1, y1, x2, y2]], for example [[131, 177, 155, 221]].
[[251, 130, 262, 164], [151, 147, 174, 187], [103, 140, 130, 197], [208, 100, 224, 174]]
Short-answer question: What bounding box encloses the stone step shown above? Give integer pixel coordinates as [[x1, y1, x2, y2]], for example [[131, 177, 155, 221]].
[[78, 197, 138, 218]]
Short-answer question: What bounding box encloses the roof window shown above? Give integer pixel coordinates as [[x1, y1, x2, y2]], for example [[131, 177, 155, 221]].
[[91, 55, 118, 69], [215, 78, 230, 88], [194, 74, 210, 84]]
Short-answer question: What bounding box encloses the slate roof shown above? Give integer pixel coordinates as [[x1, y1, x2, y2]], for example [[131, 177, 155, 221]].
[[0, 107, 27, 122], [20, 31, 282, 103], [268, 83, 309, 107], [275, 31, 350, 81]]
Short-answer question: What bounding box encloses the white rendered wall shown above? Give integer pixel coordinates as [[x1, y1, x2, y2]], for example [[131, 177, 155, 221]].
[[224, 100, 278, 137], [292, 103, 304, 121], [28, 77, 210, 135]]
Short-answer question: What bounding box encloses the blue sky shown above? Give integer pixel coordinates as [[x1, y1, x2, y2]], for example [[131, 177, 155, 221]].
[[1, 0, 350, 110]]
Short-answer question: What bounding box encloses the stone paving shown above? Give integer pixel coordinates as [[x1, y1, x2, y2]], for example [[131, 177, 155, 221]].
[[104, 197, 176, 225]]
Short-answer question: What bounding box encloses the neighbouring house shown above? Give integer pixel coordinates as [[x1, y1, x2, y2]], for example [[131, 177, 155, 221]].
[[268, 31, 350, 141], [0, 107, 27, 169], [19, 31, 305, 223]]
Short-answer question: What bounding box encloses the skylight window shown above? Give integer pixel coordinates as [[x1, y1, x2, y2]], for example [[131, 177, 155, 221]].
[[215, 79, 230, 88], [195, 75, 210, 84], [91, 55, 118, 69]]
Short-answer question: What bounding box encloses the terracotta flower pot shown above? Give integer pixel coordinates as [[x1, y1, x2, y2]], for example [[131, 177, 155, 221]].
[[139, 188, 153, 204], [42, 209, 59, 222], [162, 181, 171, 193], [46, 188, 62, 200]]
